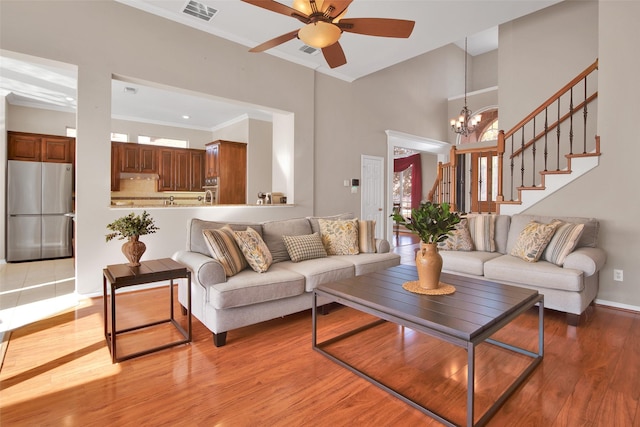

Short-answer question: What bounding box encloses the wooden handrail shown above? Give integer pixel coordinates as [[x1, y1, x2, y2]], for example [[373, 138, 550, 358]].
[[510, 92, 598, 158], [503, 59, 598, 140]]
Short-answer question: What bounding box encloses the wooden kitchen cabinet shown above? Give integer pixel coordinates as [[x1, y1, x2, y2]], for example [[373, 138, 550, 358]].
[[8, 131, 74, 163], [205, 140, 247, 204], [119, 143, 157, 173], [156, 147, 205, 192], [190, 150, 205, 192], [111, 143, 121, 191]]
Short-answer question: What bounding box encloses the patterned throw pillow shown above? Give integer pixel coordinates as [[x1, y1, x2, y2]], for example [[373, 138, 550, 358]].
[[358, 220, 377, 253], [233, 227, 273, 273], [437, 219, 474, 251], [467, 214, 497, 252], [318, 218, 360, 255], [202, 226, 248, 277], [542, 221, 585, 266], [510, 220, 561, 262], [282, 233, 327, 262]]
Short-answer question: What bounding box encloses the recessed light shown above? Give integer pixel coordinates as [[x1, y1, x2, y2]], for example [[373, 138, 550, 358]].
[[182, 115, 190, 119], [123, 87, 137, 95], [65, 96, 74, 101]]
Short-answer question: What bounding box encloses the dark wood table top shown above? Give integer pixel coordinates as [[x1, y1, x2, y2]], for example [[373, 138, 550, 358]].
[[316, 264, 540, 342], [104, 258, 188, 288]]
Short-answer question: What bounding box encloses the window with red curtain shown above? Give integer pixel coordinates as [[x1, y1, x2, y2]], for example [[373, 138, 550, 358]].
[[394, 153, 422, 210]]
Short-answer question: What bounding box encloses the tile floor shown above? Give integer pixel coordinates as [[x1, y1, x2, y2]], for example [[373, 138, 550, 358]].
[[0, 257, 79, 334]]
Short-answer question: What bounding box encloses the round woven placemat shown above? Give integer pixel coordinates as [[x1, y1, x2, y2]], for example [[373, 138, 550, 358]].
[[402, 281, 456, 295]]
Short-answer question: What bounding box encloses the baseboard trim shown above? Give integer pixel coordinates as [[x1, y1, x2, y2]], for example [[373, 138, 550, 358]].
[[595, 298, 640, 314]]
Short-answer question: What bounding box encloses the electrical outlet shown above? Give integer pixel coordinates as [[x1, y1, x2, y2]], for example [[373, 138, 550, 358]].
[[613, 269, 624, 282]]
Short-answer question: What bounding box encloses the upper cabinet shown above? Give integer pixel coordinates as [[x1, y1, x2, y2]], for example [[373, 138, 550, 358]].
[[205, 140, 247, 204], [120, 143, 157, 173], [8, 131, 75, 163]]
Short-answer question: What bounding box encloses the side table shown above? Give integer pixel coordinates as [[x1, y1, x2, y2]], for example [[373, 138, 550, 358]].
[[103, 258, 191, 363]]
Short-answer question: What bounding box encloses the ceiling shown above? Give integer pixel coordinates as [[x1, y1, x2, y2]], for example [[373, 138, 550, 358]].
[[1, 0, 561, 131]]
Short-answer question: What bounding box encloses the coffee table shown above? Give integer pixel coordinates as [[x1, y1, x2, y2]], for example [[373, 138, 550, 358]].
[[312, 265, 543, 427]]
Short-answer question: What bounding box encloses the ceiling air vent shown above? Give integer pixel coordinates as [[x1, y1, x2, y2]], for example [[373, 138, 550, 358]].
[[299, 45, 319, 55], [182, 0, 218, 22]]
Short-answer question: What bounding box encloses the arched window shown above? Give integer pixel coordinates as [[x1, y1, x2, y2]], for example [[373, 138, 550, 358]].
[[480, 119, 499, 142]]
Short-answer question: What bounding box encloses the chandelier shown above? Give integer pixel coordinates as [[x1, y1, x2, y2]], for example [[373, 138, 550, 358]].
[[451, 37, 481, 136]]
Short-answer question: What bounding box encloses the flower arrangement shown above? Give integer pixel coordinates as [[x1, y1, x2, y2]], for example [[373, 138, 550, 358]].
[[105, 210, 159, 242], [391, 201, 462, 244]]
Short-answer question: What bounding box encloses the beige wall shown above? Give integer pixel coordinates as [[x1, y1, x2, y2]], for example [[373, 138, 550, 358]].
[[2, 0, 639, 310]]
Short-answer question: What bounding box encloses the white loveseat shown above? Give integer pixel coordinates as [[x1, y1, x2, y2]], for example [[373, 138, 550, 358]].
[[439, 214, 607, 325], [173, 215, 400, 346]]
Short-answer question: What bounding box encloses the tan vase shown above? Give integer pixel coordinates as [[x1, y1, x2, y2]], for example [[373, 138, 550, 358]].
[[415, 242, 443, 290], [121, 235, 146, 267]]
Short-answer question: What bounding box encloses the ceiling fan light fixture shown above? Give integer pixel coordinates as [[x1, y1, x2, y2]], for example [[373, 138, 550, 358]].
[[292, 0, 324, 15], [298, 21, 341, 49]]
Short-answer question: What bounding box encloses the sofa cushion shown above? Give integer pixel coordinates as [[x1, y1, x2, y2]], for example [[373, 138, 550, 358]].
[[441, 250, 503, 276], [188, 218, 262, 256], [262, 218, 313, 263], [358, 220, 377, 253], [507, 215, 599, 253], [282, 233, 327, 262], [202, 226, 248, 277], [234, 227, 273, 273], [336, 252, 401, 276], [542, 221, 585, 266], [438, 219, 474, 251], [209, 268, 305, 309], [467, 214, 497, 252], [273, 257, 355, 292], [318, 218, 360, 255], [308, 213, 355, 234], [484, 255, 584, 292], [510, 220, 560, 262]]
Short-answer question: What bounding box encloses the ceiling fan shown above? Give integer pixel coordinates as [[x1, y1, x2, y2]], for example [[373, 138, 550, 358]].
[[241, 0, 415, 68]]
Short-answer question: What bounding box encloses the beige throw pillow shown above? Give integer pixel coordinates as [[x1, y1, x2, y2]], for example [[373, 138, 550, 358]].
[[437, 219, 474, 251], [542, 221, 585, 266], [202, 226, 248, 277], [233, 227, 273, 273], [282, 233, 327, 262], [467, 215, 497, 252], [510, 220, 561, 262], [358, 220, 377, 253], [318, 218, 359, 255]]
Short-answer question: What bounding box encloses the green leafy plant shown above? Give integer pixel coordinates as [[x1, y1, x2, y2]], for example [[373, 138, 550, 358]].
[[105, 211, 159, 242], [391, 202, 463, 244]]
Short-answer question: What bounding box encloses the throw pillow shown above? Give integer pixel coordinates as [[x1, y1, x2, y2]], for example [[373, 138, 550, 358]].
[[437, 219, 474, 251], [467, 214, 497, 252], [233, 227, 273, 273], [282, 233, 328, 262], [510, 220, 561, 262], [542, 221, 585, 266], [358, 220, 377, 253], [202, 226, 248, 277], [318, 218, 360, 255]]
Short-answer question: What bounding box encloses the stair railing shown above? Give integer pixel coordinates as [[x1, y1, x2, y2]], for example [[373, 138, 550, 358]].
[[496, 59, 599, 206]]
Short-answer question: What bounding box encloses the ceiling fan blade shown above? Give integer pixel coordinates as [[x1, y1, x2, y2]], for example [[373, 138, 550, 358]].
[[249, 29, 300, 52], [338, 18, 415, 38], [324, 0, 353, 18], [241, 0, 308, 21], [322, 42, 347, 68]]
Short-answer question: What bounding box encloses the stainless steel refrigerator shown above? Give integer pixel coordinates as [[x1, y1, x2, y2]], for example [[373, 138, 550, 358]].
[[7, 160, 74, 262]]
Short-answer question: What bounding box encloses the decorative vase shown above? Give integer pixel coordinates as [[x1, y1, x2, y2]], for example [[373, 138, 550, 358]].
[[415, 242, 443, 290], [122, 236, 146, 267]]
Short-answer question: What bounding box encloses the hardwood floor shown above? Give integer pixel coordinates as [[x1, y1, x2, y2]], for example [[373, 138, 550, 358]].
[[1, 236, 639, 426]]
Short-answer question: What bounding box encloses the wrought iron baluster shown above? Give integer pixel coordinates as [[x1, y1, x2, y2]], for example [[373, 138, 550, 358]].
[[583, 76, 588, 154], [569, 87, 574, 155], [510, 135, 515, 201], [556, 98, 561, 171], [532, 117, 537, 187], [544, 108, 549, 172]]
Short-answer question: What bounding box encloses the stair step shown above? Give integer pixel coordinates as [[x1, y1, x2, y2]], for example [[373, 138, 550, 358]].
[[517, 186, 546, 191], [540, 170, 572, 175], [567, 152, 601, 158]]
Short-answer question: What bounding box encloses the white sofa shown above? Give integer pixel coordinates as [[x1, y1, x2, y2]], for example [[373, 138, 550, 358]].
[[173, 215, 400, 346], [439, 214, 607, 325]]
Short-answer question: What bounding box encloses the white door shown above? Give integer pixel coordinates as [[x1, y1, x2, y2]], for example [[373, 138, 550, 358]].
[[361, 155, 385, 239]]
